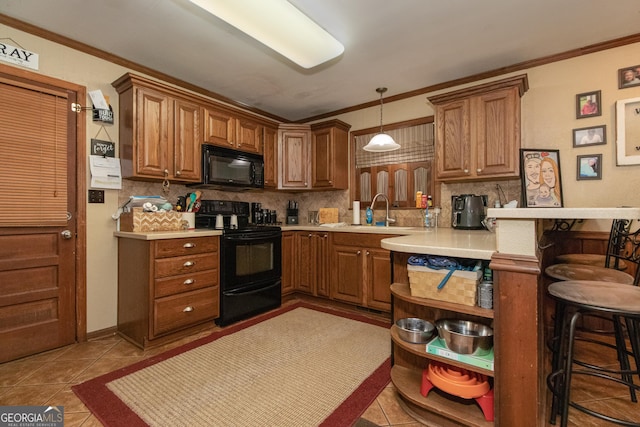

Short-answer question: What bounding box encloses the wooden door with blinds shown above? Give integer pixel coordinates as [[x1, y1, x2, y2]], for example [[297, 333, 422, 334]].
[[0, 74, 77, 362]]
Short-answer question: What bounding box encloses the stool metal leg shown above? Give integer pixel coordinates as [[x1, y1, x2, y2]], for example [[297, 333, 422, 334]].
[[560, 310, 581, 427]]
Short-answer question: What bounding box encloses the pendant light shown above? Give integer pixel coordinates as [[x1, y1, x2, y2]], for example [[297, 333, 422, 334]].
[[363, 87, 400, 152]]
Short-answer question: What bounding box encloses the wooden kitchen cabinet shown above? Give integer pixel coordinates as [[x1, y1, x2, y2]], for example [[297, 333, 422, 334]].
[[263, 125, 278, 189], [310, 120, 350, 189], [295, 231, 330, 297], [278, 124, 311, 190], [277, 119, 351, 191], [281, 231, 296, 295], [113, 73, 201, 183], [429, 75, 528, 182], [202, 105, 263, 154], [330, 233, 393, 311], [117, 236, 219, 348]]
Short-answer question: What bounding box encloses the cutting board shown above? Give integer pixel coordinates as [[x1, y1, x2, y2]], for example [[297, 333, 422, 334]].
[[318, 208, 339, 224]]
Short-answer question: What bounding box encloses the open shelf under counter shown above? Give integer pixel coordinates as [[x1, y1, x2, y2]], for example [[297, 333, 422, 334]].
[[391, 326, 494, 377], [391, 283, 494, 319], [391, 365, 494, 427]]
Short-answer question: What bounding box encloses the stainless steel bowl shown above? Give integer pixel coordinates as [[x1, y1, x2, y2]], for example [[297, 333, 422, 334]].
[[395, 318, 435, 343], [435, 319, 493, 355]]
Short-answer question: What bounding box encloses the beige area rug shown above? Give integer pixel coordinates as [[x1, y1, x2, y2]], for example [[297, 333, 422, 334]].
[[73, 303, 392, 427]]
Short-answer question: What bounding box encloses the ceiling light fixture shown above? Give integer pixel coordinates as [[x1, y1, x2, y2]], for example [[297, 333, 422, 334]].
[[363, 88, 400, 152], [189, 0, 344, 69]]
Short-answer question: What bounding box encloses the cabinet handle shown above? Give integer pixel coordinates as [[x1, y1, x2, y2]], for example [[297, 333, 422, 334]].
[[183, 306, 194, 312], [184, 261, 195, 267], [183, 242, 196, 248], [183, 278, 194, 285]]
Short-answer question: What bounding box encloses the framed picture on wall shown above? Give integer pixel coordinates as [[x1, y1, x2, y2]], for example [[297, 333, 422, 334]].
[[572, 125, 606, 147], [576, 90, 601, 119], [520, 149, 563, 208], [577, 154, 602, 180], [618, 65, 640, 89]]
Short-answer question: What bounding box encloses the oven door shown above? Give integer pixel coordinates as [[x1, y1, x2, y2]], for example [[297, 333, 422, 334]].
[[221, 229, 282, 290]]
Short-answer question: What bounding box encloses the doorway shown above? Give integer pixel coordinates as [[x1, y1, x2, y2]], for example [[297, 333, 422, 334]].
[[0, 64, 86, 363]]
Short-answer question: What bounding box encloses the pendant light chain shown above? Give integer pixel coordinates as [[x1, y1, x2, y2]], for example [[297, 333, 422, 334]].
[[377, 87, 387, 134]]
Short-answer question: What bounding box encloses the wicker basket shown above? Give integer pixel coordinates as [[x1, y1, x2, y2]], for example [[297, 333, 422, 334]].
[[407, 265, 481, 306], [119, 207, 185, 232]]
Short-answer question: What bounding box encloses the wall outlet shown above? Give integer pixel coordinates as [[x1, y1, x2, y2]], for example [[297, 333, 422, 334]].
[[88, 189, 104, 203]]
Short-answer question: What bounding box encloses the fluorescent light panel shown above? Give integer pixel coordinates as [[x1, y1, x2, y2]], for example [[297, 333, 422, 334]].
[[190, 0, 344, 68]]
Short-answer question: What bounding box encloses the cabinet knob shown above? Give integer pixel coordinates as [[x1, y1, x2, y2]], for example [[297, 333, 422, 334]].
[[176, 170, 182, 176], [464, 169, 469, 174], [308, 233, 313, 237], [183, 279, 194, 285], [476, 168, 482, 173], [183, 306, 194, 312], [183, 242, 196, 248], [183, 261, 195, 267], [357, 250, 361, 255], [366, 250, 370, 256], [305, 182, 308, 186]]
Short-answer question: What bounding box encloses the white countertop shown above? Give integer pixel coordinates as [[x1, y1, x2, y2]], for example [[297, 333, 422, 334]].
[[114, 229, 222, 240], [280, 224, 420, 235], [380, 228, 496, 260], [488, 207, 640, 219]]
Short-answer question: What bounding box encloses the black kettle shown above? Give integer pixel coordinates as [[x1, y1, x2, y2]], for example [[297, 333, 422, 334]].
[[451, 194, 487, 230]]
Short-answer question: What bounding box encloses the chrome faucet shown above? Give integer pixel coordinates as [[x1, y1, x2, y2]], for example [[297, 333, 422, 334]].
[[369, 193, 396, 226]]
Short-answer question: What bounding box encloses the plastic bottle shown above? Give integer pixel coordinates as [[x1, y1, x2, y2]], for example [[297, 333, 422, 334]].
[[365, 207, 373, 225]]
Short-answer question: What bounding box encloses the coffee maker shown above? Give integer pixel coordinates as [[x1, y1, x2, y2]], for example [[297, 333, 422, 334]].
[[451, 194, 487, 230]]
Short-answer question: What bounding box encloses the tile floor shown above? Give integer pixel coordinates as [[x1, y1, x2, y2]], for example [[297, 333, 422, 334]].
[[0, 300, 638, 426]]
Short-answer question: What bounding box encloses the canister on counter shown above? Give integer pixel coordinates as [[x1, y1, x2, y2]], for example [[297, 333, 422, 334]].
[[478, 280, 493, 309]]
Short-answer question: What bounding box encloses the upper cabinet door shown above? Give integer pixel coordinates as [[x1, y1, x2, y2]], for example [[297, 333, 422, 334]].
[[435, 99, 471, 180], [235, 117, 262, 154], [134, 86, 171, 178], [278, 126, 310, 189], [474, 87, 519, 177], [202, 106, 234, 147], [263, 126, 278, 189], [173, 98, 201, 182]]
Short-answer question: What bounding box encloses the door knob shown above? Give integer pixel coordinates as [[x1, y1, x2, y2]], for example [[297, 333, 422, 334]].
[[61, 230, 73, 239]]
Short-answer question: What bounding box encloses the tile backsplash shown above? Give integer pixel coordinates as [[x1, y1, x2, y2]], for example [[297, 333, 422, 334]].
[[118, 178, 521, 228]]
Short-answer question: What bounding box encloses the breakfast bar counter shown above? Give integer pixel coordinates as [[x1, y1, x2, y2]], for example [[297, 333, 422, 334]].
[[382, 207, 640, 426]]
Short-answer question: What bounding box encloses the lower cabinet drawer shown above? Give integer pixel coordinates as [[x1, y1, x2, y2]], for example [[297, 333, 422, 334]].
[[154, 269, 218, 298], [153, 287, 219, 336], [155, 253, 217, 278]]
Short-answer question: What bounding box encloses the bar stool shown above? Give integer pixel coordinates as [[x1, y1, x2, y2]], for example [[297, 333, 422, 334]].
[[554, 218, 632, 269], [547, 280, 640, 426]]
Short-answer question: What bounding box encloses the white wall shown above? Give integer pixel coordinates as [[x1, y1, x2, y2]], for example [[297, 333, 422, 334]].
[[2, 22, 639, 332]]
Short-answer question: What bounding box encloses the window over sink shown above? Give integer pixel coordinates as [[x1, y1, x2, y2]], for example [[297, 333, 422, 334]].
[[350, 117, 436, 208]]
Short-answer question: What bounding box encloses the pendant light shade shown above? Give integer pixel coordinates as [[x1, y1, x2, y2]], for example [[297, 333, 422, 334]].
[[363, 87, 400, 152]]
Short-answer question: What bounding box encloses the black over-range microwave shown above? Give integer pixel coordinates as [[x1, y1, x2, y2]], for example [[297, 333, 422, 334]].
[[189, 144, 264, 190]]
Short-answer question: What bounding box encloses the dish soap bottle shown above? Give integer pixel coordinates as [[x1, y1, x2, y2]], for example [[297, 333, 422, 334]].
[[365, 206, 373, 225]]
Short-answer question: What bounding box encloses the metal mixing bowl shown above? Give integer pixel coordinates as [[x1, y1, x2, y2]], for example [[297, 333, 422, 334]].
[[435, 319, 494, 355], [395, 318, 435, 343]]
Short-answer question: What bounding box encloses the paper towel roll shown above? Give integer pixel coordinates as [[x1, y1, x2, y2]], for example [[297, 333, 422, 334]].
[[353, 201, 361, 225]]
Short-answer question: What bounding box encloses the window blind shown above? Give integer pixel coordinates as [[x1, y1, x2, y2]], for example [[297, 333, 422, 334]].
[[355, 123, 434, 168], [0, 79, 68, 226]]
